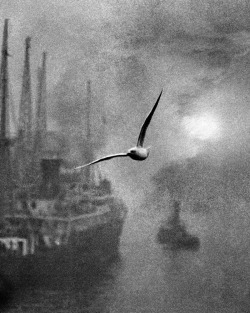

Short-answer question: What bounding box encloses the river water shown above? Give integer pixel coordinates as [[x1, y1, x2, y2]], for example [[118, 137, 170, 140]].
[[4, 208, 250, 313]]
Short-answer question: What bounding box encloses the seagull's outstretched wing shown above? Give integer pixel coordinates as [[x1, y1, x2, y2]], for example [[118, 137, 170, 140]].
[[74, 153, 128, 170], [137, 90, 163, 147]]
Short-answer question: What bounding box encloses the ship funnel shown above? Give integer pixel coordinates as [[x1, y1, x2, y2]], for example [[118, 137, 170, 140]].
[[40, 158, 62, 199]]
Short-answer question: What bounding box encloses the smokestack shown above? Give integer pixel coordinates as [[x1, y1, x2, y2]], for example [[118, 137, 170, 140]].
[[39, 158, 62, 199]]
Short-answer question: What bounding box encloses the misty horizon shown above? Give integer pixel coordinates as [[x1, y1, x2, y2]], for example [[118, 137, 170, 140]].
[[1, 0, 250, 207]]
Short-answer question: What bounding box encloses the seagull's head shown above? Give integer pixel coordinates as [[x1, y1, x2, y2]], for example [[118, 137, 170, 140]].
[[128, 146, 150, 160], [128, 147, 138, 155]]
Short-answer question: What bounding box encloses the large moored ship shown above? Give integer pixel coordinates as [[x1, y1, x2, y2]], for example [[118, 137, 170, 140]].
[[0, 19, 127, 289]]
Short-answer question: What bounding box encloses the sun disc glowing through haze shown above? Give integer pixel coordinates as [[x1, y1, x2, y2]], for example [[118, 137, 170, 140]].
[[183, 113, 220, 140]]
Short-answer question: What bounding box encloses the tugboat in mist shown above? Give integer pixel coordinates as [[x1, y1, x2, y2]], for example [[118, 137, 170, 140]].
[[157, 200, 200, 250]]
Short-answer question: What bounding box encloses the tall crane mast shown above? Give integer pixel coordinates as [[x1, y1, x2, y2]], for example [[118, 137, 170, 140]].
[[84, 80, 94, 186], [0, 19, 13, 212], [0, 19, 9, 138], [33, 52, 47, 165], [18, 36, 32, 144], [17, 37, 33, 183]]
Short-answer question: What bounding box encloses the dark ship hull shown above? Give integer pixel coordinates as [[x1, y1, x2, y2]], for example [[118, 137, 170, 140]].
[[157, 226, 200, 251], [0, 160, 127, 289], [0, 209, 126, 289]]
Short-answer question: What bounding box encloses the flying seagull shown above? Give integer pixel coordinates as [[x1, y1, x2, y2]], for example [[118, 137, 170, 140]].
[[74, 90, 163, 170]]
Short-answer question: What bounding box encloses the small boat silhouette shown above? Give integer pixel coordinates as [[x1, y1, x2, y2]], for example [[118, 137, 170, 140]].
[[157, 201, 200, 251]]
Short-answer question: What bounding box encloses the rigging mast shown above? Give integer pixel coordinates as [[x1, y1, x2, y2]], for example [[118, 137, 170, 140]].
[[85, 80, 94, 186], [84, 80, 104, 186], [17, 36, 33, 183], [33, 52, 47, 165], [0, 19, 13, 212], [19, 37, 32, 142]]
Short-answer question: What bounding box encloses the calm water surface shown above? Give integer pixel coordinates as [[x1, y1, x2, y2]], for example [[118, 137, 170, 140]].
[[4, 211, 250, 313]]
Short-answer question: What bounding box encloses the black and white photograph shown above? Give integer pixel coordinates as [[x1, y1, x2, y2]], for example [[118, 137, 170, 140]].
[[1, 1, 250, 312]]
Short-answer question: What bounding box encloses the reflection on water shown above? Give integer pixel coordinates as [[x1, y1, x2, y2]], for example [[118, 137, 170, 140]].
[[4, 211, 250, 313]]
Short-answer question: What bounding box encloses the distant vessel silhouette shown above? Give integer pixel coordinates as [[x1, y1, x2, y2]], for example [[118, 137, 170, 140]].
[[157, 201, 200, 250]]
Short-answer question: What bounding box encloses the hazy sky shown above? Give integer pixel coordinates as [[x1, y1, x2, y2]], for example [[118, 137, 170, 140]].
[[2, 0, 250, 205]]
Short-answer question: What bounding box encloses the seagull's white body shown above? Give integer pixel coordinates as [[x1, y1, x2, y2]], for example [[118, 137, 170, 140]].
[[74, 90, 163, 170]]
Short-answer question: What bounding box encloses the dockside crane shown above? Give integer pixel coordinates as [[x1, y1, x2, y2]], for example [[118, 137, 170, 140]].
[[17, 36, 33, 184], [0, 19, 14, 212], [33, 52, 47, 165]]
